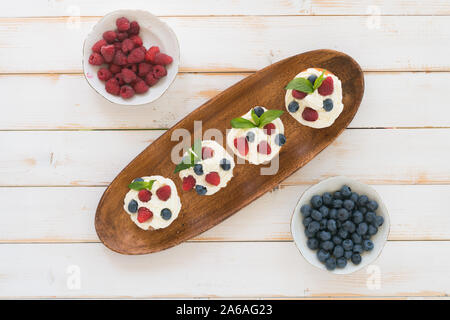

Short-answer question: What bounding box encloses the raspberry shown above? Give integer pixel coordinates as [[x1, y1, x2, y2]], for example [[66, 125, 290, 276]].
[[292, 89, 307, 99], [109, 64, 121, 74], [145, 46, 160, 63], [113, 41, 122, 50], [154, 53, 173, 66], [202, 147, 214, 160], [152, 65, 167, 79], [113, 50, 127, 65], [88, 53, 104, 65], [138, 62, 152, 77], [128, 21, 140, 35], [137, 207, 153, 223], [127, 47, 145, 64], [120, 85, 135, 99], [233, 137, 249, 156], [318, 76, 334, 96], [100, 44, 115, 63], [97, 68, 112, 81], [156, 185, 171, 201], [263, 123, 276, 135], [138, 189, 152, 202], [182, 175, 196, 191], [116, 17, 130, 32], [121, 38, 135, 53], [92, 39, 107, 53], [117, 32, 128, 41], [102, 30, 117, 43], [114, 72, 125, 86], [121, 68, 137, 83], [129, 35, 143, 47], [133, 79, 149, 94], [105, 78, 120, 96], [145, 73, 159, 87], [205, 172, 220, 186], [257, 141, 272, 155], [302, 107, 319, 121]]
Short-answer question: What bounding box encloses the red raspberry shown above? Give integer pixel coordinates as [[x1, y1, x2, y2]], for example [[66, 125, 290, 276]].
[[127, 47, 145, 64], [263, 123, 276, 135], [100, 44, 115, 63], [121, 38, 135, 53], [292, 89, 307, 99], [116, 17, 130, 32], [92, 39, 107, 53], [302, 107, 319, 121], [152, 65, 167, 79], [97, 68, 112, 81], [117, 32, 128, 41], [145, 73, 159, 87], [102, 30, 117, 43], [133, 79, 149, 94], [120, 85, 135, 99], [138, 189, 152, 202], [205, 172, 220, 186], [129, 21, 140, 35], [138, 62, 152, 77], [121, 68, 137, 84], [137, 207, 153, 223], [130, 35, 143, 47], [318, 76, 334, 96], [105, 78, 120, 96], [125, 63, 137, 74], [113, 50, 127, 65], [113, 41, 122, 50], [156, 185, 171, 201], [182, 175, 196, 191], [114, 72, 125, 86], [233, 137, 249, 156], [88, 53, 104, 65], [202, 147, 214, 160], [109, 64, 121, 74], [145, 46, 160, 63], [154, 53, 173, 66], [257, 141, 272, 155]]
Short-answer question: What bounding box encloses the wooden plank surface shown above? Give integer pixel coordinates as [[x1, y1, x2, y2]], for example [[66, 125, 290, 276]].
[[1, 16, 450, 73], [1, 184, 449, 242], [0, 241, 449, 298], [1, 72, 450, 130]]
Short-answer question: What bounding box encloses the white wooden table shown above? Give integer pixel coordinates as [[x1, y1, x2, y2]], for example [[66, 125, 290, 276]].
[[1, 0, 450, 299]]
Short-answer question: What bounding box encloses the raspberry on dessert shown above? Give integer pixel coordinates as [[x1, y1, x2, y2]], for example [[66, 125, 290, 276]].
[[257, 141, 272, 155], [138, 62, 153, 77], [182, 175, 196, 191], [302, 107, 319, 121], [318, 76, 334, 96], [205, 172, 220, 186], [137, 207, 153, 223], [129, 35, 143, 47], [121, 68, 137, 84], [128, 21, 140, 35], [121, 38, 135, 53], [92, 39, 107, 53], [97, 68, 112, 81], [263, 123, 276, 135], [145, 73, 159, 87], [145, 46, 160, 63], [138, 189, 152, 202], [109, 64, 122, 74], [117, 32, 128, 41], [105, 78, 120, 96], [102, 30, 117, 43], [202, 147, 214, 160], [233, 137, 249, 156], [100, 44, 115, 63], [133, 79, 149, 94], [88, 53, 104, 65], [113, 50, 128, 66], [154, 53, 173, 66], [152, 65, 167, 79], [292, 89, 307, 99], [116, 17, 130, 32], [156, 185, 171, 201], [120, 85, 135, 99], [127, 47, 145, 64]]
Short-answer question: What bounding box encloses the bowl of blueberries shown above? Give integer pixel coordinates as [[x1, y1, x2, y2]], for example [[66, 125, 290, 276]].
[[291, 176, 390, 274]]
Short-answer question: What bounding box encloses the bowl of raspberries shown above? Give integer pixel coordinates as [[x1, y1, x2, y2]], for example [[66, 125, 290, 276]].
[[83, 10, 179, 105], [291, 176, 390, 274]]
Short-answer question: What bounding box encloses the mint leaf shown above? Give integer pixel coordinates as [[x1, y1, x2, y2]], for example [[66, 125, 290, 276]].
[[251, 109, 260, 126], [258, 110, 284, 128], [174, 162, 195, 173], [313, 71, 325, 90], [128, 180, 155, 191], [285, 77, 314, 93], [231, 117, 257, 129], [192, 138, 202, 162]]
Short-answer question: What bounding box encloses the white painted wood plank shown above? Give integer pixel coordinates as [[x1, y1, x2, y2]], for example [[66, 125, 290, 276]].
[[1, 72, 449, 130], [0, 185, 449, 242], [0, 241, 448, 297], [1, 16, 449, 73], [0, 129, 448, 186], [1, 0, 449, 17]]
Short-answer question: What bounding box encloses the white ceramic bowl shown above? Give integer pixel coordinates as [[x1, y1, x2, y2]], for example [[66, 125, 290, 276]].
[[82, 9, 180, 105], [291, 176, 390, 274]]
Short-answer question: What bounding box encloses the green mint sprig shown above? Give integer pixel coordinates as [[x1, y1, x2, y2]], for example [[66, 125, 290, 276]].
[[128, 179, 155, 191], [285, 71, 325, 94], [174, 139, 202, 173], [231, 109, 284, 129]]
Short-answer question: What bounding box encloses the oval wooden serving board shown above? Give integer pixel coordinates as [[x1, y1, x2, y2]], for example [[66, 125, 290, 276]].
[[95, 49, 364, 255]]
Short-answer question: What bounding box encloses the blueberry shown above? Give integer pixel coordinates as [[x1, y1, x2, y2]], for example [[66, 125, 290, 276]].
[[363, 240, 374, 251], [353, 244, 363, 254], [317, 249, 330, 263], [327, 219, 337, 233], [219, 158, 231, 171], [363, 234, 371, 240], [133, 177, 144, 182], [368, 225, 378, 236], [336, 257, 347, 268], [374, 215, 384, 227], [274, 134, 286, 147], [319, 231, 331, 241], [357, 195, 369, 207], [245, 131, 255, 143], [307, 221, 320, 234], [337, 208, 350, 221], [343, 221, 356, 233], [303, 217, 312, 227], [333, 245, 344, 258], [359, 207, 368, 214], [128, 200, 138, 213], [365, 211, 376, 223], [342, 239, 354, 251], [325, 257, 337, 271], [338, 229, 349, 239], [351, 253, 362, 265], [323, 99, 333, 112], [367, 200, 379, 211], [343, 199, 355, 211], [193, 164, 204, 175], [341, 185, 352, 198], [332, 235, 342, 245], [288, 101, 299, 113], [351, 233, 362, 244], [336, 221, 342, 228], [357, 222, 368, 235], [332, 199, 343, 209], [352, 210, 364, 224], [300, 204, 312, 217], [307, 74, 318, 85], [305, 228, 316, 238], [253, 107, 264, 117], [333, 191, 343, 200], [311, 195, 323, 209], [195, 185, 207, 195], [311, 210, 322, 221], [321, 240, 334, 252], [319, 219, 328, 230], [160, 208, 172, 220], [350, 192, 359, 203], [307, 238, 319, 250], [322, 192, 333, 206], [329, 208, 337, 219], [319, 206, 329, 218], [344, 250, 353, 260]]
